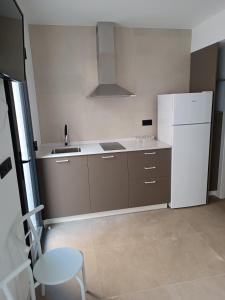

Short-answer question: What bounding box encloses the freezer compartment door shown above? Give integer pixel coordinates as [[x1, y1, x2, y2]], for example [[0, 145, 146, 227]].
[[173, 92, 213, 125], [171, 123, 210, 208]]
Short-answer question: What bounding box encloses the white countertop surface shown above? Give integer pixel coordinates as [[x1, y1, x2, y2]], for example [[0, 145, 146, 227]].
[[36, 138, 171, 159]]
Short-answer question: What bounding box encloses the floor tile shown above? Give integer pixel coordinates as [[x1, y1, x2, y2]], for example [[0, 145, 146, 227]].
[[90, 214, 132, 248], [112, 285, 181, 300], [179, 199, 225, 234], [44, 219, 94, 252], [154, 233, 225, 284], [200, 227, 225, 259], [174, 274, 225, 300], [126, 208, 196, 242], [95, 242, 169, 297]]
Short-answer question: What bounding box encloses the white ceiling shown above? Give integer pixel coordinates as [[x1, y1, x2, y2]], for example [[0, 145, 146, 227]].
[[20, 0, 225, 29]]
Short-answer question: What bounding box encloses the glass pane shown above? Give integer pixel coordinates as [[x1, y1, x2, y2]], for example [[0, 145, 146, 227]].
[[12, 81, 37, 228]]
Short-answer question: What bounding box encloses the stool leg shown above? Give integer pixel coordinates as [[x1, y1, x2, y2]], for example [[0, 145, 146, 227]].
[[81, 262, 87, 292], [79, 251, 87, 292], [75, 275, 86, 300], [41, 284, 45, 297], [27, 266, 36, 300]]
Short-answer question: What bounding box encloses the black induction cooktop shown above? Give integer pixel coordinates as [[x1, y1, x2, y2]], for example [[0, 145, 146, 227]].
[[100, 142, 126, 151]]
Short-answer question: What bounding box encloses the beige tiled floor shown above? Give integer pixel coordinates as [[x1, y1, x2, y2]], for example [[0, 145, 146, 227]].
[[37, 198, 225, 300]]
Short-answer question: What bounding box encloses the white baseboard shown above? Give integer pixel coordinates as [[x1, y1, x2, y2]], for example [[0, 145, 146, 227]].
[[209, 190, 225, 200], [209, 191, 219, 197], [44, 203, 168, 226]]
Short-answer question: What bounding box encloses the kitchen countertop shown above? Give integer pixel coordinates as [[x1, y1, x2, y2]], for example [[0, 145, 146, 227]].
[[36, 138, 171, 159]]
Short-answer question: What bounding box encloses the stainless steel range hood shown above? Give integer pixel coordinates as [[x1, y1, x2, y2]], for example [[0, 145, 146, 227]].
[[90, 22, 135, 98]]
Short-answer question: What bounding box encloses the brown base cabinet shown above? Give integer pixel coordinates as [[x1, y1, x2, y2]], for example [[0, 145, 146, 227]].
[[127, 149, 171, 208], [37, 148, 171, 219], [37, 156, 90, 219]]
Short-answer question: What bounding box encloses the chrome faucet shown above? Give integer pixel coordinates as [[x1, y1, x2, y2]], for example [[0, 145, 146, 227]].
[[64, 124, 68, 146]]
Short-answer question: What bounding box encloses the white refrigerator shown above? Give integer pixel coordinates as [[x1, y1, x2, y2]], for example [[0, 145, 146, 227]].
[[158, 92, 213, 208]]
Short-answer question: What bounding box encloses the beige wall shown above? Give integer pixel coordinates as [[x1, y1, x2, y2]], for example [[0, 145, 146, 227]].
[[29, 25, 191, 143]]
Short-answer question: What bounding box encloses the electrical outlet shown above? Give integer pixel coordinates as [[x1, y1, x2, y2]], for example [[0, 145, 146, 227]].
[[142, 119, 152, 126]]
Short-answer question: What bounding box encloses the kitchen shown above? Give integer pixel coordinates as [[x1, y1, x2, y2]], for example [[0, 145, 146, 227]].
[[32, 23, 190, 222], [1, 1, 225, 300]]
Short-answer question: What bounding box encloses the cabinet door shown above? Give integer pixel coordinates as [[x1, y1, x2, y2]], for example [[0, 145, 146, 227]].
[[190, 43, 219, 191], [190, 43, 218, 93], [88, 153, 129, 212], [37, 156, 90, 218]]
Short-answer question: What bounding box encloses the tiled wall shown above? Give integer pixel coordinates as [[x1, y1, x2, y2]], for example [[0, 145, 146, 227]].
[[29, 25, 191, 143]]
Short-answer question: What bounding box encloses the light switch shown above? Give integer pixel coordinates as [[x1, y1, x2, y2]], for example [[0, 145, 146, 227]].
[[0, 157, 12, 179]]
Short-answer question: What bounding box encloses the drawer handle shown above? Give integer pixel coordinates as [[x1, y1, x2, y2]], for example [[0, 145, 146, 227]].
[[144, 166, 156, 170], [102, 155, 115, 159], [144, 152, 156, 155], [56, 159, 70, 163], [144, 180, 156, 184]]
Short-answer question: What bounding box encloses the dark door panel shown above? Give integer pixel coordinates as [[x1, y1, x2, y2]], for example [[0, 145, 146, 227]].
[[190, 43, 218, 93], [189, 43, 219, 192]]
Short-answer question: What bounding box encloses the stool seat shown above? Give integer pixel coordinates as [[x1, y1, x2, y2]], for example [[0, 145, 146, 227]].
[[33, 248, 83, 285]]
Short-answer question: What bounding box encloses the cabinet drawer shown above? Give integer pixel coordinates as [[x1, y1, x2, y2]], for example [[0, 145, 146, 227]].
[[88, 153, 129, 212], [128, 148, 171, 179], [88, 152, 128, 177], [129, 177, 170, 207]]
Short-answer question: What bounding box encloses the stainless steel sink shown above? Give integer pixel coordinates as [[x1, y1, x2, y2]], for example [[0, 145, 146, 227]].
[[51, 147, 81, 154]]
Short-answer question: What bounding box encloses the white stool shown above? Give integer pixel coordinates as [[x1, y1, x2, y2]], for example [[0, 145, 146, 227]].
[[14, 205, 87, 300], [33, 247, 86, 299]]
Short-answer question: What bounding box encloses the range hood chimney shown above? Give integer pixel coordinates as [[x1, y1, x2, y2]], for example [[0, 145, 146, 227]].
[[90, 22, 135, 97]]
